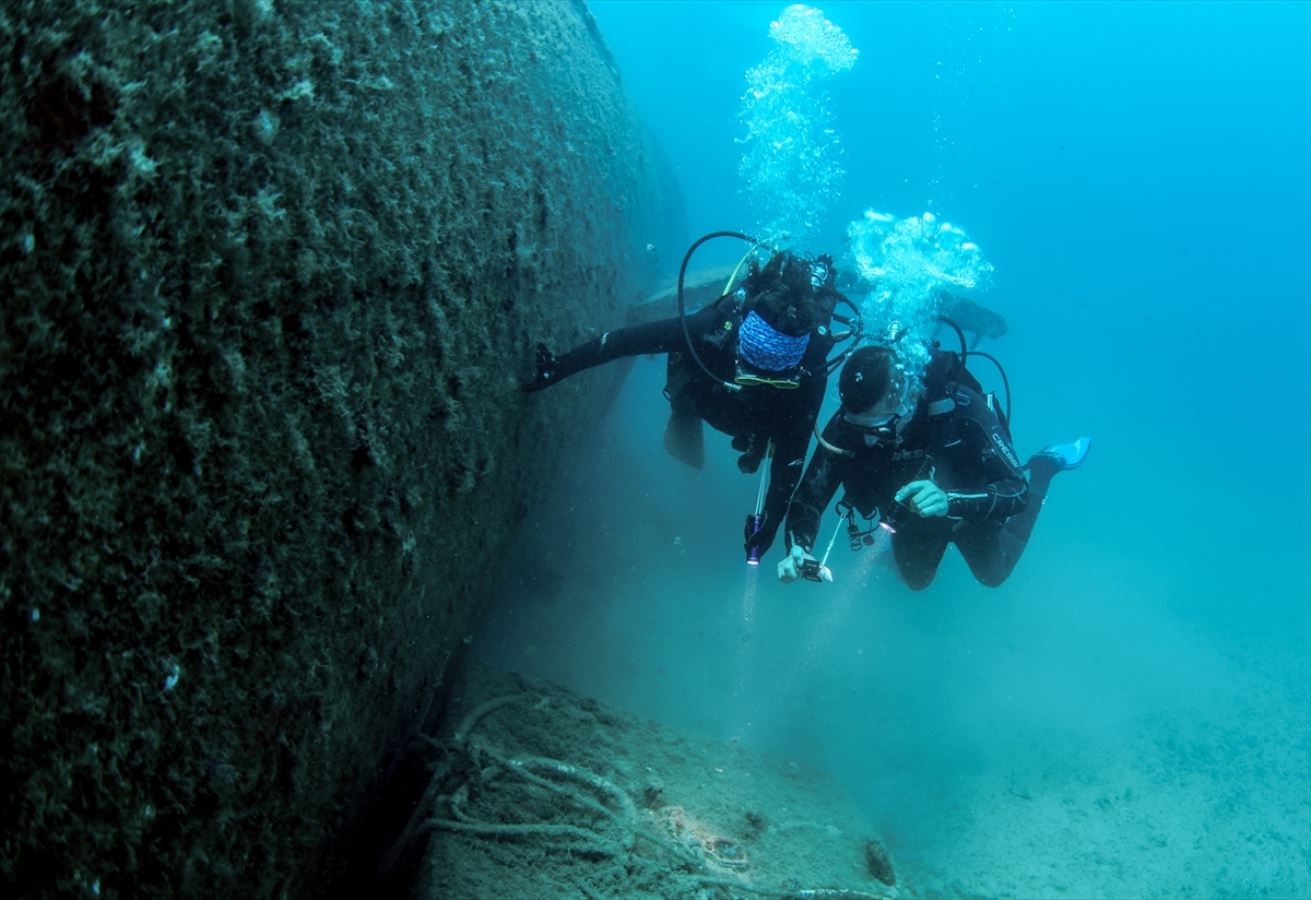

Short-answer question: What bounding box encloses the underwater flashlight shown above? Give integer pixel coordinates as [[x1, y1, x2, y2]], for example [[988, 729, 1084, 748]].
[[879, 499, 910, 534], [744, 513, 764, 565]]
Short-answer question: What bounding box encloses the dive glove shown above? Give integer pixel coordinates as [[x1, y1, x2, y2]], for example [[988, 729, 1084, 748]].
[[521, 343, 558, 392]]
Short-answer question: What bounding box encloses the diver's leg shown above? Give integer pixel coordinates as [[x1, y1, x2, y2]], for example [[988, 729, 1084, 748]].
[[953, 522, 1009, 587], [891, 525, 951, 592], [956, 455, 1060, 586]]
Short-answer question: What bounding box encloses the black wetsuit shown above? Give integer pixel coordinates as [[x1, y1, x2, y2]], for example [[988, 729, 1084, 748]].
[[526, 292, 833, 555], [786, 383, 1056, 590]]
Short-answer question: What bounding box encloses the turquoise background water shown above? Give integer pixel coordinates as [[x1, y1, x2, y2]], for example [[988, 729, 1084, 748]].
[[480, 3, 1310, 894]]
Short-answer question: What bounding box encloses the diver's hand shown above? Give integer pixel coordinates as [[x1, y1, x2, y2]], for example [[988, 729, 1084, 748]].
[[777, 545, 832, 584], [895, 480, 949, 518], [734, 433, 766, 474], [521, 343, 559, 393], [777, 546, 806, 583]]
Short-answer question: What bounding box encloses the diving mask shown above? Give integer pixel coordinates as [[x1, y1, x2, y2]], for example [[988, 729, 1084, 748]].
[[844, 409, 901, 444]]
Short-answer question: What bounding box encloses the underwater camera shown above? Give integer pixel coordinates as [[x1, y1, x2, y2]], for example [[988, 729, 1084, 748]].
[[800, 557, 827, 582]]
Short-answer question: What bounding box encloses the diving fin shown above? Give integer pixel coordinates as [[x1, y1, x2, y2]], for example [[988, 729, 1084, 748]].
[[663, 405, 704, 469], [1032, 436, 1093, 472]]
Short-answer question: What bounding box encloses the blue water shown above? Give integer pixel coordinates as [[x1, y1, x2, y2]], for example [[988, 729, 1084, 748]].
[[479, 2, 1311, 895]]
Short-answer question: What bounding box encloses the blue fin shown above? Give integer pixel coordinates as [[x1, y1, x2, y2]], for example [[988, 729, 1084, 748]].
[[1035, 436, 1093, 471]]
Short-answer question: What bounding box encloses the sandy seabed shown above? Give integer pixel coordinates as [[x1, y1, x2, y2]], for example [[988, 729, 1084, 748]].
[[900, 634, 1311, 900]]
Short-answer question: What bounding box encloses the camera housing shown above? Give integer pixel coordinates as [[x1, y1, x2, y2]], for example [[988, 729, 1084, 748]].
[[800, 557, 826, 582]]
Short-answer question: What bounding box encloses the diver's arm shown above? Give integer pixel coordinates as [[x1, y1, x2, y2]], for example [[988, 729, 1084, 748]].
[[943, 402, 1029, 521], [523, 303, 721, 392], [753, 373, 826, 551], [783, 416, 848, 553], [749, 420, 809, 557]]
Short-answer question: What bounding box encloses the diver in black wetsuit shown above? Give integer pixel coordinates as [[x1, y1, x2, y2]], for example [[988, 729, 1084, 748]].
[[523, 250, 844, 559], [778, 344, 1091, 590]]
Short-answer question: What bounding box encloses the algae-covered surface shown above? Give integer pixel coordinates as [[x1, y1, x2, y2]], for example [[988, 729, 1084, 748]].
[[0, 1, 663, 895], [415, 662, 901, 899]]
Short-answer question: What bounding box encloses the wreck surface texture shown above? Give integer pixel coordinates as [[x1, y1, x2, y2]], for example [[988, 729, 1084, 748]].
[[0, 1, 662, 894]]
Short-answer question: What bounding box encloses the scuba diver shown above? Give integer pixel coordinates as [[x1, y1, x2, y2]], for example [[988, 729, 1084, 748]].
[[777, 333, 1091, 590], [523, 239, 859, 562]]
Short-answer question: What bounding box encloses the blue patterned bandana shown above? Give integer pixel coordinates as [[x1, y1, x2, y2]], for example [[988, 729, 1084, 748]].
[[737, 310, 810, 371]]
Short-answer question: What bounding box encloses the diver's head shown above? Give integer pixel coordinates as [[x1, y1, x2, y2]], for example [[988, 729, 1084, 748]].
[[838, 346, 915, 443], [743, 250, 837, 334], [733, 250, 843, 385]]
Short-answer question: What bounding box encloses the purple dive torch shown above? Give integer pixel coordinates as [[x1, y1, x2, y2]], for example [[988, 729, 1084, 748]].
[[744, 513, 764, 566]]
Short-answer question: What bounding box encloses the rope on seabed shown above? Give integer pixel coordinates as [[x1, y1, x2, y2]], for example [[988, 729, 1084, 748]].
[[407, 691, 897, 899], [451, 693, 530, 747], [691, 878, 891, 899]]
